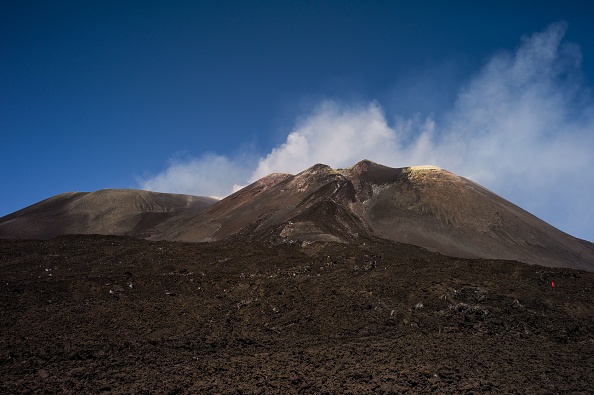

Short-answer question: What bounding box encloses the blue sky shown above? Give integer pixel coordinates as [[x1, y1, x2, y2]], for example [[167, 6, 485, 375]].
[[2, 1, 594, 241]]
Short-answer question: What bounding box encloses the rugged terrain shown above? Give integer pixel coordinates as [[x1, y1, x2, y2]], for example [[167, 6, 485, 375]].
[[2, 160, 594, 270], [2, 160, 594, 393], [1, 235, 594, 394]]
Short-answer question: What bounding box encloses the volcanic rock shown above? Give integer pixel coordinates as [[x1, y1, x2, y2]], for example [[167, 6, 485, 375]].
[[1, 234, 593, 393]]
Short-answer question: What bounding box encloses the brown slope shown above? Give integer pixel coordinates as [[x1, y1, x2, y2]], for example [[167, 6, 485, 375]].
[[1, 161, 593, 271], [347, 160, 594, 271], [151, 160, 594, 270], [0, 189, 217, 240], [148, 166, 365, 242]]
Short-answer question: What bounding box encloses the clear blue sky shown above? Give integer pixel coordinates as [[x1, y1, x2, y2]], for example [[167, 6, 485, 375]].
[[2, 1, 594, 241]]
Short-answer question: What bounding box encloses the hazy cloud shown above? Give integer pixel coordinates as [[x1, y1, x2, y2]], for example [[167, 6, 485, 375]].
[[251, 102, 398, 180], [139, 23, 594, 240], [138, 153, 249, 199], [440, 22, 594, 236]]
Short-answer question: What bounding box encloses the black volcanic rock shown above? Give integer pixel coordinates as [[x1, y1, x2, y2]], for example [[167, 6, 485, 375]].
[[2, 234, 594, 393], [1, 161, 593, 270]]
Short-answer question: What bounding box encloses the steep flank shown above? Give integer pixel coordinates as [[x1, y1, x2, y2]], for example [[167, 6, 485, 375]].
[[0, 189, 217, 240], [347, 161, 594, 271], [144, 159, 594, 270], [150, 164, 355, 242]]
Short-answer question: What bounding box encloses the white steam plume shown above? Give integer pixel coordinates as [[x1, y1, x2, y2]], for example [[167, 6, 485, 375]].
[[138, 153, 250, 199], [139, 23, 594, 240]]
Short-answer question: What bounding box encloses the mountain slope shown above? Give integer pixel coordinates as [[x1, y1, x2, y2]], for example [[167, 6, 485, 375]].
[[148, 164, 364, 243], [0, 189, 217, 240], [1, 161, 593, 271], [148, 160, 594, 270], [348, 161, 594, 270]]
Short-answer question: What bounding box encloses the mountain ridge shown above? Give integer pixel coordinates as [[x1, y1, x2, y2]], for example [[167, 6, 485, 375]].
[[1, 160, 593, 271], [0, 189, 217, 240]]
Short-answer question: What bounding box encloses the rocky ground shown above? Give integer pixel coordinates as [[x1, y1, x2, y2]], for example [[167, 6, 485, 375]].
[[1, 235, 594, 394]]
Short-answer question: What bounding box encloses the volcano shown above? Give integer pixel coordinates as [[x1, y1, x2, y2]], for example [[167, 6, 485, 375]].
[[1, 160, 593, 270], [2, 161, 594, 393]]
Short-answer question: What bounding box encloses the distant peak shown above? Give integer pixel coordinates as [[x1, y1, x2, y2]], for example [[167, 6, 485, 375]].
[[407, 165, 442, 172], [295, 163, 337, 177], [309, 163, 334, 172], [404, 165, 455, 183], [354, 159, 378, 167], [251, 173, 292, 190], [352, 159, 379, 170], [341, 159, 379, 177]]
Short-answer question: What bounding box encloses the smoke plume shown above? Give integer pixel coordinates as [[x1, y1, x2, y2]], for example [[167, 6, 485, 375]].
[[139, 23, 594, 240]]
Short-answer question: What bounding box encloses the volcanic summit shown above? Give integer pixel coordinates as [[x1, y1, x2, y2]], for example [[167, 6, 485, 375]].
[[2, 160, 594, 393], [1, 160, 593, 271]]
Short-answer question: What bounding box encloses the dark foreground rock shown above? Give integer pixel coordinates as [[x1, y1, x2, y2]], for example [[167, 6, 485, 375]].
[[1, 235, 593, 394]]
